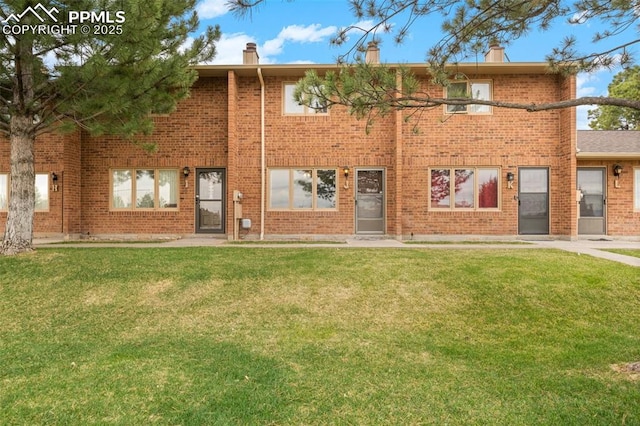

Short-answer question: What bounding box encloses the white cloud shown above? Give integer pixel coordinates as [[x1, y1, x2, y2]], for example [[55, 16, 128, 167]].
[[196, 0, 230, 19], [576, 70, 613, 129], [204, 33, 256, 65], [261, 23, 336, 58], [277, 24, 336, 43]]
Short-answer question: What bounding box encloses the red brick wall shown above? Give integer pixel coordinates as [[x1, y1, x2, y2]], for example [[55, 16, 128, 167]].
[[7, 67, 634, 240], [79, 77, 229, 235]]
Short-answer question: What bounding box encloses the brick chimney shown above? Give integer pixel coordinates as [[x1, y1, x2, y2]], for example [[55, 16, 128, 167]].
[[243, 42, 259, 65], [485, 43, 504, 62], [365, 41, 380, 64]]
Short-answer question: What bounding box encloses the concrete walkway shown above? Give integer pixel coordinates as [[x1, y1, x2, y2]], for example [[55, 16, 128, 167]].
[[32, 236, 640, 267]]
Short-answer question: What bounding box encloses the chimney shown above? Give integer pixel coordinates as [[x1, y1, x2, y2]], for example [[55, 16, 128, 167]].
[[365, 41, 380, 64], [243, 42, 259, 65], [485, 43, 504, 63]]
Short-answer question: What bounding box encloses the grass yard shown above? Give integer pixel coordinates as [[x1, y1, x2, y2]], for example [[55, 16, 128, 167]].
[[606, 249, 640, 259], [1, 247, 639, 425]]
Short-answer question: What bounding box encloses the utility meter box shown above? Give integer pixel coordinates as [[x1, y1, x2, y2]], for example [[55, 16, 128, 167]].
[[240, 218, 252, 229]]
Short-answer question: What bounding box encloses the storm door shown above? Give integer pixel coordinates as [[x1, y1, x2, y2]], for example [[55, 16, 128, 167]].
[[518, 168, 549, 235], [577, 168, 606, 235], [355, 169, 385, 234], [196, 169, 225, 233]]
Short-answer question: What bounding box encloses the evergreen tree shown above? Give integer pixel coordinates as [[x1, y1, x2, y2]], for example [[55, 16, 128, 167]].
[[230, 0, 640, 120], [0, 0, 220, 255]]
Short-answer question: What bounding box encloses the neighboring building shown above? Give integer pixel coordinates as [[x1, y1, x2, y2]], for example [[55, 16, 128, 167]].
[[1, 44, 638, 240], [576, 130, 640, 237]]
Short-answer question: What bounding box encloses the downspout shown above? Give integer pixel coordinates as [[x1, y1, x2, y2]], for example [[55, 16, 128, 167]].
[[258, 67, 265, 240]]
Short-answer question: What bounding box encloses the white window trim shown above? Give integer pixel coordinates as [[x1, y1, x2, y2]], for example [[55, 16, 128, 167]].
[[0, 173, 50, 212], [634, 168, 640, 211], [429, 167, 501, 211], [110, 168, 180, 211], [282, 82, 329, 116], [444, 80, 493, 115], [268, 168, 338, 211]]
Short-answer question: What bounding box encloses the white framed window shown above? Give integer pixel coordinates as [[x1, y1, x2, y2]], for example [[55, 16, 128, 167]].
[[0, 173, 8, 211], [111, 168, 179, 210], [283, 83, 328, 115], [445, 80, 492, 114], [430, 167, 500, 210], [634, 168, 640, 211], [35, 174, 49, 211], [0, 173, 49, 211], [269, 168, 337, 210]]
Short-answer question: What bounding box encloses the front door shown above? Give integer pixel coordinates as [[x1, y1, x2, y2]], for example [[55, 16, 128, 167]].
[[355, 169, 385, 234], [196, 168, 225, 233], [518, 168, 549, 235], [577, 168, 606, 235]]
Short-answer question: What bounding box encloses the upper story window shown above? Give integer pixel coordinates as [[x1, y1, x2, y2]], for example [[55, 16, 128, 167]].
[[430, 167, 500, 210], [0, 173, 49, 211], [283, 83, 328, 115], [111, 169, 179, 210], [445, 80, 492, 114]]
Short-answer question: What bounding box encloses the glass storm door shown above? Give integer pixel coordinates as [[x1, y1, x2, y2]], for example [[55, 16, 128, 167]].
[[577, 168, 606, 235], [518, 168, 549, 235], [196, 169, 225, 233], [356, 169, 385, 234]]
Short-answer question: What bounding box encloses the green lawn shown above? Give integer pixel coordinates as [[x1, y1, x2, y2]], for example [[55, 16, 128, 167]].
[[606, 249, 640, 259], [1, 248, 639, 425]]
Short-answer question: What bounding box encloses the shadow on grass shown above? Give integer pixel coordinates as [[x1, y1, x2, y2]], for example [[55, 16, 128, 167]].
[[2, 338, 296, 424]]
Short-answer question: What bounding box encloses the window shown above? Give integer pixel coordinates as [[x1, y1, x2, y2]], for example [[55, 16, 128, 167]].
[[111, 169, 179, 210], [35, 174, 49, 211], [635, 168, 640, 211], [0, 173, 49, 211], [283, 83, 328, 115], [269, 168, 337, 210], [0, 174, 8, 210], [430, 167, 499, 210], [445, 80, 492, 114]]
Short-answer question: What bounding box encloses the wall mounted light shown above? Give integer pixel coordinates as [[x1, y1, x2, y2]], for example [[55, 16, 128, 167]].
[[613, 164, 623, 177], [506, 172, 515, 189], [613, 164, 623, 189], [183, 166, 190, 188], [51, 172, 59, 192], [343, 166, 350, 189]]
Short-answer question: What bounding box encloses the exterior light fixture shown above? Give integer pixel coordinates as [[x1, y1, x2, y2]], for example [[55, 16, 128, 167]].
[[183, 166, 190, 188], [343, 166, 350, 189], [506, 171, 515, 189], [51, 172, 59, 192], [613, 164, 623, 189], [613, 164, 623, 177]]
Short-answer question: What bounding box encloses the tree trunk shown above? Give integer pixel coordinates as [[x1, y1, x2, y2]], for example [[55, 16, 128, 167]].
[[1, 115, 36, 255]]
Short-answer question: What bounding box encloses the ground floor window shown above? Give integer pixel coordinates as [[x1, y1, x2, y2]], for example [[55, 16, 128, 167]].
[[0, 173, 49, 211], [269, 168, 337, 210], [429, 167, 499, 210], [111, 169, 179, 210], [635, 168, 640, 211]]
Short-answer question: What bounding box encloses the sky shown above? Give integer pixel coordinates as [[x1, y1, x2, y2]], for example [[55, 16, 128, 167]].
[[194, 0, 637, 130]]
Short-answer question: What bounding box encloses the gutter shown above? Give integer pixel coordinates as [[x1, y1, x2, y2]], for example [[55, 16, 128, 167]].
[[258, 67, 265, 240]]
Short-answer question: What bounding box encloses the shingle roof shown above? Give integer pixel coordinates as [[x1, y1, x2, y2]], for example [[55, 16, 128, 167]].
[[577, 130, 640, 157]]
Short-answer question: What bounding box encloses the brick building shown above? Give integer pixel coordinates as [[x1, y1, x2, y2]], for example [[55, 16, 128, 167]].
[[1, 44, 639, 240]]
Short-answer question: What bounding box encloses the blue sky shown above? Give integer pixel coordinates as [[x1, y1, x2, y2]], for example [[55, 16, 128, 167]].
[[195, 0, 636, 129]]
